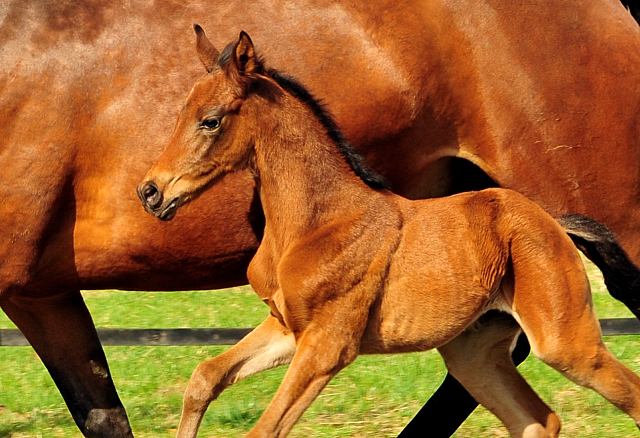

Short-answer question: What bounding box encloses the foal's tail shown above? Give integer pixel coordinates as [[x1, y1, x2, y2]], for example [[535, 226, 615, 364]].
[[558, 214, 640, 320]]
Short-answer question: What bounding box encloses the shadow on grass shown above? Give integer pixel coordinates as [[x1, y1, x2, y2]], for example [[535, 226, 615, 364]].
[[211, 407, 264, 428], [0, 407, 76, 438], [0, 414, 41, 437]]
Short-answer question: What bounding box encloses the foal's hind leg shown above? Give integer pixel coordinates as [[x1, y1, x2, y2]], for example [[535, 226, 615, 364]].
[[438, 312, 561, 438], [516, 286, 640, 429], [400, 332, 531, 438], [507, 236, 640, 430], [177, 315, 296, 438]]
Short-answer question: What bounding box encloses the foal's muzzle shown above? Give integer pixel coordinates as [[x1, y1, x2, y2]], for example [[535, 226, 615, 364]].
[[136, 181, 180, 221]]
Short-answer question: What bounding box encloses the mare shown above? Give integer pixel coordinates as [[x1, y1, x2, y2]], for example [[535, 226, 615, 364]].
[[2, 1, 640, 437], [138, 30, 640, 438]]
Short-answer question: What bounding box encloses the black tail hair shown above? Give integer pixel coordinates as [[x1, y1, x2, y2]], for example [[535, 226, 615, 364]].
[[558, 214, 640, 320], [621, 0, 639, 25]]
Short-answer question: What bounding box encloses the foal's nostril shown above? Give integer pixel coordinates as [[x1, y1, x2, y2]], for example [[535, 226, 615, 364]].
[[137, 181, 163, 209], [143, 184, 158, 203]]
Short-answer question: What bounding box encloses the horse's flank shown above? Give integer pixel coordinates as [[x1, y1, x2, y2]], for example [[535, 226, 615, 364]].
[[3, 0, 640, 296]]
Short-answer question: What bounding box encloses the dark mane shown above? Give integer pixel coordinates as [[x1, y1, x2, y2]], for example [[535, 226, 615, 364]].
[[216, 43, 389, 190], [216, 42, 241, 71], [269, 72, 390, 190]]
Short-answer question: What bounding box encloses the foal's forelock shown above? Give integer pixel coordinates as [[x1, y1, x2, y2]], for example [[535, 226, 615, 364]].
[[216, 40, 266, 76]]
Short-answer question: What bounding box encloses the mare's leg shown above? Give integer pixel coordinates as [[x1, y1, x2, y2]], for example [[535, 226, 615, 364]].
[[0, 119, 131, 436], [0, 289, 133, 438], [177, 315, 296, 438], [398, 333, 530, 438], [438, 312, 560, 438]]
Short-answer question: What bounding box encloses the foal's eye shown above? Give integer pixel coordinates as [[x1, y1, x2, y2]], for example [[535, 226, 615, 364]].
[[201, 117, 222, 131]]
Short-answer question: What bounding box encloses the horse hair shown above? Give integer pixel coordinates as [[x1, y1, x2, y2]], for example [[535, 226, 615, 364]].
[[216, 42, 390, 190], [269, 72, 390, 190], [559, 213, 640, 315]]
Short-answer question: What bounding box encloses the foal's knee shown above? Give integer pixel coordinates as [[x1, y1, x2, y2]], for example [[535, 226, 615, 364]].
[[183, 361, 227, 414]]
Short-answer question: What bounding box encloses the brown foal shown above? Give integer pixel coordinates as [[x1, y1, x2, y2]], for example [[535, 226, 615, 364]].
[[138, 29, 640, 438]]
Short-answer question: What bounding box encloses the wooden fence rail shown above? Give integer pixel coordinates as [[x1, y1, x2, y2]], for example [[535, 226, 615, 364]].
[[1, 318, 640, 346], [0, 328, 254, 347]]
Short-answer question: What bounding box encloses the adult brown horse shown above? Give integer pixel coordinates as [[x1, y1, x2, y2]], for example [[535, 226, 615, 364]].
[[2, 1, 640, 437], [138, 30, 640, 437]]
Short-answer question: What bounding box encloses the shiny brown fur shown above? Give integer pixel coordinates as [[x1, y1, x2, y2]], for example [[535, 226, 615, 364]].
[[3, 1, 640, 436], [139, 30, 640, 438]]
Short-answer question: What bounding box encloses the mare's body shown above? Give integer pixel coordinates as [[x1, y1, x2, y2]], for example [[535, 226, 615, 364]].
[[139, 30, 640, 438], [2, 1, 640, 436]]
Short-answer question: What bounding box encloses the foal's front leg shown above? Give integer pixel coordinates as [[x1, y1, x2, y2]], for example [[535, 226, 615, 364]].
[[177, 315, 296, 438], [245, 307, 365, 438]]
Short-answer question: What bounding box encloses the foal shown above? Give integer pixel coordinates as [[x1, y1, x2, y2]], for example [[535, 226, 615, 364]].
[[138, 28, 640, 438]]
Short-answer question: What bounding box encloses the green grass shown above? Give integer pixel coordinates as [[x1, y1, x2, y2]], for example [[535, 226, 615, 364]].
[[1, 260, 639, 437]]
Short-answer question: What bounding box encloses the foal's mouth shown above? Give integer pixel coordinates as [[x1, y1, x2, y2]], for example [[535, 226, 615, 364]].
[[137, 180, 182, 221], [155, 198, 180, 221]]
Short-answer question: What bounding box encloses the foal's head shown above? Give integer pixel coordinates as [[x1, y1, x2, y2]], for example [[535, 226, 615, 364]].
[[138, 26, 387, 220], [138, 26, 267, 220]]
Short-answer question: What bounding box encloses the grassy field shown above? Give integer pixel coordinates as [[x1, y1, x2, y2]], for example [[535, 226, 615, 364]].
[[1, 260, 639, 437]]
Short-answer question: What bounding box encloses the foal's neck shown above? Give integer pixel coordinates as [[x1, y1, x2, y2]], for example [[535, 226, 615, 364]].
[[249, 90, 379, 247]]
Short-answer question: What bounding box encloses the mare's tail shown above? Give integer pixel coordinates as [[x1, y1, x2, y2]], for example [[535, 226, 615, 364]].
[[558, 214, 640, 320], [621, 0, 639, 25]]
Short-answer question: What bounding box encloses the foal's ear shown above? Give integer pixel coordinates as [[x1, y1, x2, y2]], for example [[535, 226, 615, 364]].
[[194, 24, 219, 73], [231, 31, 258, 78]]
